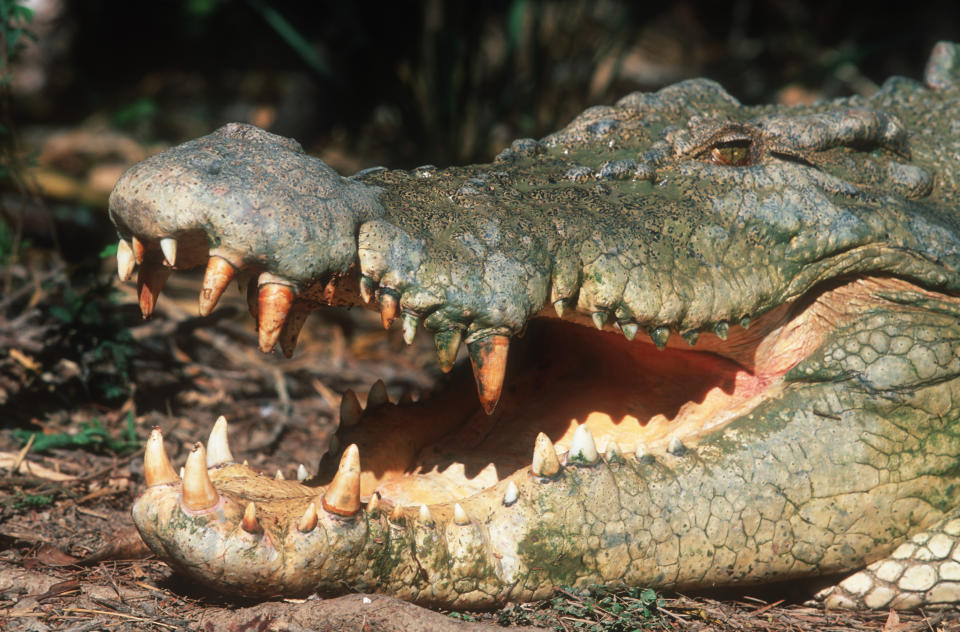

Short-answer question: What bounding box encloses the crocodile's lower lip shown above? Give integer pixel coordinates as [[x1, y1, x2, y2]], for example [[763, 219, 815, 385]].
[[134, 273, 916, 603]]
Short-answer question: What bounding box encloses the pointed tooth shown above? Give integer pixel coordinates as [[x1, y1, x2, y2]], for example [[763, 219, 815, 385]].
[[298, 502, 318, 532], [620, 322, 638, 341], [367, 492, 381, 514], [160, 238, 177, 266], [390, 505, 404, 523], [667, 436, 687, 456], [591, 311, 608, 330], [275, 469, 285, 480], [713, 320, 729, 341], [321, 444, 361, 516], [468, 334, 509, 415], [297, 464, 309, 481], [180, 466, 185, 478], [144, 427, 178, 486], [182, 443, 219, 511], [199, 255, 237, 316], [634, 443, 654, 463], [434, 329, 462, 373], [241, 502, 261, 533], [681, 330, 699, 346], [531, 432, 561, 477], [740, 315, 752, 329], [136, 253, 172, 319], [359, 275, 376, 304], [649, 326, 670, 350], [322, 276, 340, 303], [553, 298, 567, 318], [568, 424, 599, 465], [278, 303, 310, 358], [117, 239, 135, 282], [257, 282, 294, 353], [205, 415, 234, 467], [503, 480, 518, 506], [453, 503, 469, 526], [130, 236, 145, 264], [418, 503, 433, 524], [340, 389, 362, 428], [367, 379, 389, 409], [379, 289, 398, 329], [401, 312, 419, 344]]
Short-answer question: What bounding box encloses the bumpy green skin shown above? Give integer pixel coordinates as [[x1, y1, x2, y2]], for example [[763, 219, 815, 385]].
[[118, 43, 960, 608]]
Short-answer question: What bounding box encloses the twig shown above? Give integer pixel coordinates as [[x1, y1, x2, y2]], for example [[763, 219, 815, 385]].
[[62, 608, 178, 629]]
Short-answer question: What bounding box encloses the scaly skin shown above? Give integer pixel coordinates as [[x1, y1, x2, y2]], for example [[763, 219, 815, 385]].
[[113, 43, 960, 609]]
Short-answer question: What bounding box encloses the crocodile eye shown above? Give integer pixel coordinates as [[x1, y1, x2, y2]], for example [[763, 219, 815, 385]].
[[709, 141, 752, 166]]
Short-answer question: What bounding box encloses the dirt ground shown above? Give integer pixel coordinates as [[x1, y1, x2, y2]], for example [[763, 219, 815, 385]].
[[4, 4, 960, 628]]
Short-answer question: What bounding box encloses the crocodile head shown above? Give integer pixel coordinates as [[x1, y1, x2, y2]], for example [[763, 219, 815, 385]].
[[111, 43, 960, 609]]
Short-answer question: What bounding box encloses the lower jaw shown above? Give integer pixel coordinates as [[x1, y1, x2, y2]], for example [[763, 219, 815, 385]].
[[133, 275, 959, 605]]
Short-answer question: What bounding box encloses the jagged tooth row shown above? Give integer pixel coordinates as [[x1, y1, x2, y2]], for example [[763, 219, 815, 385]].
[[118, 237, 319, 358], [145, 418, 701, 567], [545, 241, 758, 347]]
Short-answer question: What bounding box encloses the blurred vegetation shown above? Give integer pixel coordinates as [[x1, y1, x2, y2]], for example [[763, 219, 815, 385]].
[[9, 0, 960, 169]]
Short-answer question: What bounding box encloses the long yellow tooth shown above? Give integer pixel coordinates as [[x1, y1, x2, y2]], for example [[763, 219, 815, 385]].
[[257, 281, 294, 353], [298, 502, 318, 532], [367, 492, 381, 514], [199, 255, 237, 316], [160, 237, 177, 266], [379, 289, 398, 329], [136, 252, 171, 319], [241, 502, 260, 533], [532, 432, 561, 477], [205, 416, 234, 467], [321, 444, 361, 516], [468, 334, 509, 415], [144, 427, 178, 486], [278, 303, 310, 358], [367, 379, 389, 409], [131, 236, 145, 264], [117, 239, 135, 282], [182, 443, 219, 511], [433, 329, 462, 373], [339, 389, 362, 428]]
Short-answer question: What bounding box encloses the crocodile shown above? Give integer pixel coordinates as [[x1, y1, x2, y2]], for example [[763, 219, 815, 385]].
[[108, 43, 960, 611]]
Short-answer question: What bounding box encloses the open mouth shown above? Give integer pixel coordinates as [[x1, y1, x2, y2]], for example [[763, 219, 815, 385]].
[[146, 272, 915, 530], [306, 274, 912, 509]]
